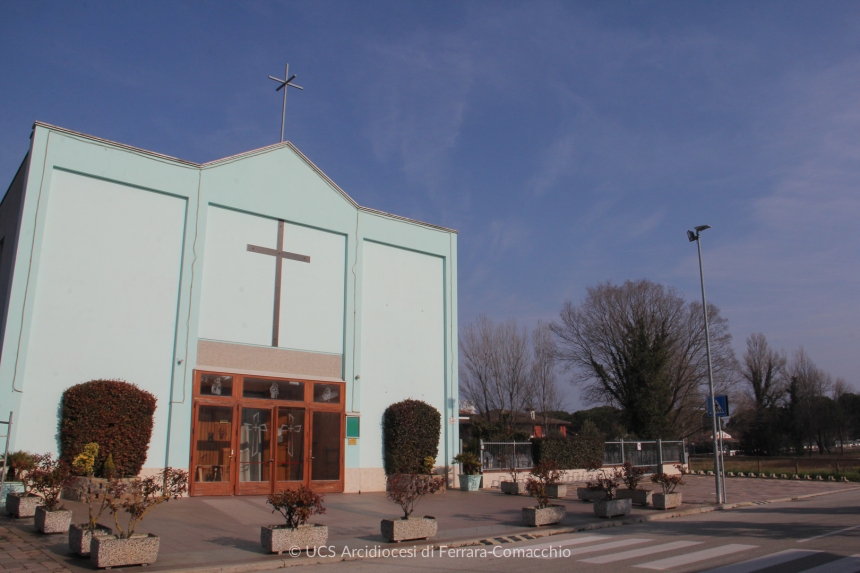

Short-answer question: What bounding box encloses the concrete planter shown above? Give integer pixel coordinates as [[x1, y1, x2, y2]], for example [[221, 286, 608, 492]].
[[458, 474, 482, 491], [6, 493, 42, 518], [500, 481, 520, 495], [522, 504, 566, 527], [593, 498, 632, 518], [576, 488, 607, 502], [91, 534, 160, 568], [546, 484, 567, 499], [616, 488, 653, 506], [380, 516, 437, 542], [652, 492, 682, 510], [69, 523, 113, 557], [260, 524, 328, 555], [34, 506, 72, 534]]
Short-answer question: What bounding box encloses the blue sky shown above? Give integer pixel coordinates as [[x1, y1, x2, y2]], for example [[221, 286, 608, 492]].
[[2, 1, 859, 409]]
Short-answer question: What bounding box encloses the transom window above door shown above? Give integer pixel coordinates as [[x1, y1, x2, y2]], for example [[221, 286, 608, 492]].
[[195, 373, 343, 407]]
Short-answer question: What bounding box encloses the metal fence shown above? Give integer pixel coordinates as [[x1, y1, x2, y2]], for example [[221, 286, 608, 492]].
[[478, 438, 686, 472], [604, 439, 686, 468], [480, 441, 533, 471]]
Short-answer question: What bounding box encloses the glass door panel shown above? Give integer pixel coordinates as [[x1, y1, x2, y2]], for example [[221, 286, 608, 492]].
[[311, 411, 341, 483], [238, 407, 272, 491], [193, 405, 233, 495], [275, 407, 305, 482]]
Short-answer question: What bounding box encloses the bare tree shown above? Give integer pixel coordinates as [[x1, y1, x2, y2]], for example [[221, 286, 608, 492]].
[[786, 348, 834, 455], [832, 378, 851, 454], [741, 333, 787, 409], [459, 315, 531, 425], [551, 279, 736, 439], [530, 321, 564, 433]]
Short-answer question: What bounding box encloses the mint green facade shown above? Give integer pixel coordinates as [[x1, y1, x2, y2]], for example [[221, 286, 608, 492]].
[[0, 123, 458, 492]]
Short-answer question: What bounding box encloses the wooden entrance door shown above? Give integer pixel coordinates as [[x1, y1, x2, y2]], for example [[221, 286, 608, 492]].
[[190, 371, 344, 496]]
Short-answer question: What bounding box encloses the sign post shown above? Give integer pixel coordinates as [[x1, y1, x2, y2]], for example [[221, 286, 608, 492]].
[[706, 396, 730, 503]]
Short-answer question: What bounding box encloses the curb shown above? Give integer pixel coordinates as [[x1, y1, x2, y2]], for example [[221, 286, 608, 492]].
[[152, 485, 860, 573]]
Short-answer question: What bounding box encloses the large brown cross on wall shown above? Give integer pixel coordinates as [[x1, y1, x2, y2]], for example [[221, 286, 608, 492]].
[[247, 219, 311, 347]]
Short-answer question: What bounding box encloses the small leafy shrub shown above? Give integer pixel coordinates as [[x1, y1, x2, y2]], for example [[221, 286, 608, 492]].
[[619, 462, 647, 491], [102, 454, 116, 478], [106, 468, 188, 538], [525, 461, 562, 509], [421, 456, 436, 475], [383, 400, 441, 475], [29, 453, 74, 511], [266, 486, 326, 529], [452, 452, 481, 475], [386, 473, 444, 519], [586, 466, 621, 500], [651, 465, 686, 495], [500, 453, 521, 484], [60, 380, 157, 477], [6, 451, 35, 485], [531, 422, 604, 469], [72, 443, 99, 476], [74, 477, 112, 531]]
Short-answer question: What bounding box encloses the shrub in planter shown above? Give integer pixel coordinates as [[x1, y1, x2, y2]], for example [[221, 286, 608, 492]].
[[68, 475, 113, 556], [522, 461, 565, 526], [614, 462, 652, 506], [60, 380, 157, 478], [499, 454, 522, 495], [5, 451, 41, 518], [381, 473, 444, 542], [651, 465, 686, 510], [30, 454, 75, 533], [576, 461, 607, 502], [587, 466, 632, 518], [262, 486, 327, 555], [91, 468, 187, 568], [383, 400, 441, 475], [452, 452, 482, 491]]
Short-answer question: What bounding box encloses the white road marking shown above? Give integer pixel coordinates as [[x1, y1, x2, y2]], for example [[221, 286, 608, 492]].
[[538, 538, 651, 558], [581, 540, 702, 564], [697, 549, 821, 573], [635, 544, 758, 570], [799, 554, 860, 573], [798, 524, 860, 543], [517, 534, 610, 552]]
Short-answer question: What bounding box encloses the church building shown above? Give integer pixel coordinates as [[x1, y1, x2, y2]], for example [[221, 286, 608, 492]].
[[0, 122, 458, 495]]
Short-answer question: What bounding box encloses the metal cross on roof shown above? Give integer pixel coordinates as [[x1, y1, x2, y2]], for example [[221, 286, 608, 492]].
[[268, 63, 304, 143]]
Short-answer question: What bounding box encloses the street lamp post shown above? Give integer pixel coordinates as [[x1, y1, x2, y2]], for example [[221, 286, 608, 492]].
[[687, 225, 724, 504]]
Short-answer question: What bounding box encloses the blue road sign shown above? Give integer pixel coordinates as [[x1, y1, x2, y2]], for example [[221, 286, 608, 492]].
[[706, 395, 729, 418]]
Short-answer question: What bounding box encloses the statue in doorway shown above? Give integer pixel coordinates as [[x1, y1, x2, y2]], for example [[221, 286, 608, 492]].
[[269, 381, 280, 399], [210, 377, 223, 395]]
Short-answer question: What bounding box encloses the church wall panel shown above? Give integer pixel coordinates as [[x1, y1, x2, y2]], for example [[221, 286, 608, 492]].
[[15, 169, 187, 466], [276, 221, 346, 356], [197, 206, 277, 346], [358, 240, 445, 473]]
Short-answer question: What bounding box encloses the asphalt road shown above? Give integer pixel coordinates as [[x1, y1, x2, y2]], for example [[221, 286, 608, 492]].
[[282, 488, 860, 573]]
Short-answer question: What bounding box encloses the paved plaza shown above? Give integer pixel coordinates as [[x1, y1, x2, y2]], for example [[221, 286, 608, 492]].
[[0, 477, 856, 573]]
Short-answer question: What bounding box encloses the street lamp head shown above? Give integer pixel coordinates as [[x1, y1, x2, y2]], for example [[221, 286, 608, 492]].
[[687, 230, 697, 242], [694, 224, 712, 232]]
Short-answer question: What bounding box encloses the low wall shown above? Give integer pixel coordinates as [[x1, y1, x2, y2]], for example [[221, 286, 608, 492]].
[[480, 464, 687, 490]]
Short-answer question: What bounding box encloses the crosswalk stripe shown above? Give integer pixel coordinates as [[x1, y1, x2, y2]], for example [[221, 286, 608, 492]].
[[520, 535, 610, 552], [538, 538, 650, 558], [635, 544, 758, 570], [798, 524, 860, 543], [581, 540, 703, 564], [798, 554, 860, 573], [697, 549, 821, 573]]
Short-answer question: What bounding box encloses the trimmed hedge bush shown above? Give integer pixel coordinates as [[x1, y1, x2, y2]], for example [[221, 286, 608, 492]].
[[531, 422, 604, 469], [383, 399, 441, 475], [60, 379, 157, 477]]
